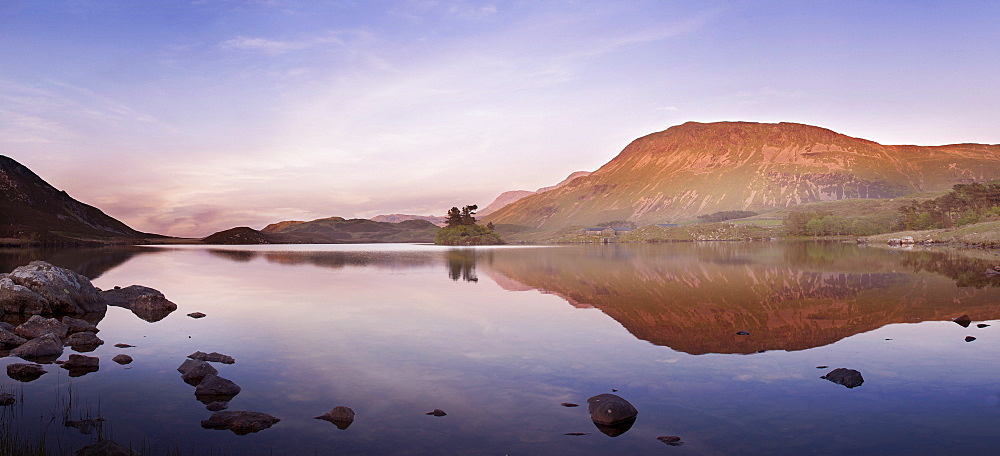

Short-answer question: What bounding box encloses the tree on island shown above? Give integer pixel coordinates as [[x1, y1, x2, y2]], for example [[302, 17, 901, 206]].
[[436, 204, 505, 245]]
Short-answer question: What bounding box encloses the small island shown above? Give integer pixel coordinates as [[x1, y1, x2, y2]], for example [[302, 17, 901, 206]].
[[434, 205, 505, 246]]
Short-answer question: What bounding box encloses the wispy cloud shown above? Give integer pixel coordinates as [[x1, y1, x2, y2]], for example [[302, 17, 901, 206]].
[[220, 32, 349, 54]]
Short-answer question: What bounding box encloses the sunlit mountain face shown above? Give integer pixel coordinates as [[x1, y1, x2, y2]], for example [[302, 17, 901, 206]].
[[484, 122, 1000, 229]]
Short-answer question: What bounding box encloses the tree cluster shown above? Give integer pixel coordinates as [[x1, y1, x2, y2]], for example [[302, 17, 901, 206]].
[[445, 205, 478, 228], [899, 182, 1000, 230], [697, 210, 758, 223], [783, 210, 896, 236]]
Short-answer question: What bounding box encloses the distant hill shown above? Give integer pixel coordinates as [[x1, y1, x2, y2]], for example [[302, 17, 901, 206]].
[[204, 217, 440, 244], [477, 171, 591, 217], [483, 122, 1000, 229], [369, 214, 447, 226], [0, 155, 153, 245]]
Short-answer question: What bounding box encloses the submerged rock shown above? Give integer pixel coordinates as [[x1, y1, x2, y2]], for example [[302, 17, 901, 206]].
[[62, 316, 99, 334], [315, 406, 356, 429], [10, 333, 64, 359], [821, 368, 864, 388], [425, 409, 447, 417], [206, 401, 229, 411], [187, 312, 207, 319], [560, 402, 579, 407], [7, 363, 47, 382], [587, 393, 638, 426], [188, 351, 235, 364], [14, 315, 69, 339], [101, 285, 177, 322], [201, 411, 280, 435], [195, 374, 241, 402], [75, 439, 137, 456], [657, 435, 684, 446], [179, 360, 218, 385], [65, 418, 105, 435], [64, 331, 104, 351], [61, 354, 100, 376], [0, 393, 15, 406], [965, 336, 977, 342], [112, 354, 133, 365], [736, 330, 750, 335]]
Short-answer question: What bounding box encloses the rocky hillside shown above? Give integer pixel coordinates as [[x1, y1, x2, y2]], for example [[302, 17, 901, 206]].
[[0, 155, 152, 245], [483, 122, 1000, 228], [369, 214, 447, 226], [204, 217, 440, 244], [477, 171, 591, 217]]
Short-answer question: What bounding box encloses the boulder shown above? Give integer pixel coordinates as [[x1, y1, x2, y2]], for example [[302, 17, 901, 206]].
[[0, 328, 28, 348], [10, 333, 64, 359], [201, 411, 280, 435], [188, 312, 207, 319], [7, 363, 47, 382], [195, 374, 241, 402], [587, 394, 638, 426], [14, 315, 69, 339], [5, 261, 106, 314], [188, 351, 235, 364], [62, 316, 99, 334], [821, 368, 864, 388], [0, 322, 14, 331], [953, 314, 972, 328], [179, 360, 218, 385], [61, 354, 99, 370], [112, 354, 133, 365], [101, 285, 176, 322], [315, 406, 356, 429], [64, 331, 104, 351], [0, 276, 50, 314]]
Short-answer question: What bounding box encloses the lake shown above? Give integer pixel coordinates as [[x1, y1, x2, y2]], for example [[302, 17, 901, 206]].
[[1, 242, 998, 455]]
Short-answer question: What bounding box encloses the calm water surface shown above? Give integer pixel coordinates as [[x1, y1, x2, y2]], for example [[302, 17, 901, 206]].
[[1, 242, 998, 455]]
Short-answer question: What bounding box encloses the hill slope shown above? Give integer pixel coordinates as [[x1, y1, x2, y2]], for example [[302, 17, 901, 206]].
[[0, 155, 150, 244], [483, 122, 1000, 228], [204, 217, 440, 244], [477, 171, 591, 217]]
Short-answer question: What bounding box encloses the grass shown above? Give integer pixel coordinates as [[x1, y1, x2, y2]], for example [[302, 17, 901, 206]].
[[864, 220, 1000, 247]]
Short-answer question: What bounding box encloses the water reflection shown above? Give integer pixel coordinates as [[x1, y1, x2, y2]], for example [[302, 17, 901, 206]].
[[0, 246, 157, 279], [477, 242, 1000, 354]]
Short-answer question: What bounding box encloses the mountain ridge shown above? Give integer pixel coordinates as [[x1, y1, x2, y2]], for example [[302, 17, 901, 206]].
[[483, 121, 1000, 228]]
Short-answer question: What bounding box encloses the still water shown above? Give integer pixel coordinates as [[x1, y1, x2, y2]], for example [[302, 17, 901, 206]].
[[1, 242, 998, 455]]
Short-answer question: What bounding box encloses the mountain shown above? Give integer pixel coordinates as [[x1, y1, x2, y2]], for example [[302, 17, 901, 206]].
[[483, 122, 1000, 228], [477, 171, 591, 217], [203, 217, 440, 244], [369, 214, 447, 226], [0, 155, 152, 245]]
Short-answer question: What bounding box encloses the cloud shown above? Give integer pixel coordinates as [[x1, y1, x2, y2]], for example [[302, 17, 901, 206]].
[[220, 32, 348, 55]]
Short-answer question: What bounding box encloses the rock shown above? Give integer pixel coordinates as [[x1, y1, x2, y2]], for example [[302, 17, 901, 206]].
[[61, 354, 99, 372], [75, 439, 137, 456], [953, 314, 972, 328], [736, 330, 750, 335], [206, 401, 229, 411], [0, 276, 49, 314], [14, 315, 69, 339], [7, 363, 47, 382], [425, 409, 447, 417], [965, 336, 976, 342], [188, 312, 206, 319], [977, 323, 990, 328], [201, 411, 280, 435], [587, 394, 638, 426], [179, 360, 218, 385], [195, 374, 241, 401], [0, 322, 13, 331], [114, 343, 135, 348], [0, 328, 28, 348], [64, 331, 104, 351], [5, 261, 106, 314], [10, 333, 64, 359], [65, 418, 104, 435], [62, 316, 99, 334], [560, 402, 579, 407], [821, 368, 864, 388], [112, 354, 133, 365], [315, 406, 355, 429], [564, 432, 589, 436], [0, 393, 15, 406], [657, 435, 684, 446], [101, 285, 176, 322], [188, 351, 235, 364]]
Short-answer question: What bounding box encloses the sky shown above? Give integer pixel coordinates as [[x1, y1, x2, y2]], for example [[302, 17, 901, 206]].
[[1, 0, 999, 237]]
